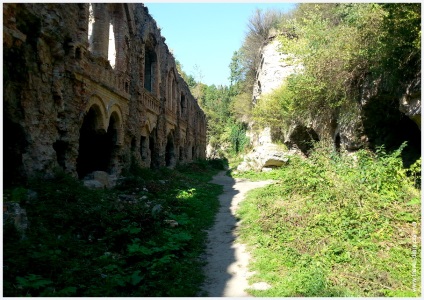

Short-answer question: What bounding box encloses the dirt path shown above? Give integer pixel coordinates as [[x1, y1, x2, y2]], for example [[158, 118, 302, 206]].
[[199, 171, 274, 297]]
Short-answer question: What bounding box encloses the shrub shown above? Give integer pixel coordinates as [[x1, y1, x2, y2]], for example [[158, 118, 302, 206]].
[[237, 142, 421, 296]]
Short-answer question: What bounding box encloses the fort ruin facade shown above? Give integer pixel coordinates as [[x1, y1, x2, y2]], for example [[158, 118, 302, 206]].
[[3, 3, 207, 186]]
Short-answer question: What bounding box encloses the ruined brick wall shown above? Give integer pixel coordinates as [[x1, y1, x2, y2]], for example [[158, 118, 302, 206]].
[[3, 3, 207, 186]]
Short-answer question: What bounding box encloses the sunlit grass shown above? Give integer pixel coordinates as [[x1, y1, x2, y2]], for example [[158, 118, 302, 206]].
[[237, 142, 421, 297]]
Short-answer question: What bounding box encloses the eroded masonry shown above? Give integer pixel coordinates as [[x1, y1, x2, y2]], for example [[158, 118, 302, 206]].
[[4, 3, 207, 186]]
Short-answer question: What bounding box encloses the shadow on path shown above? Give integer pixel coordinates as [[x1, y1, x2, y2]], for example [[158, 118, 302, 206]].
[[198, 171, 274, 297]]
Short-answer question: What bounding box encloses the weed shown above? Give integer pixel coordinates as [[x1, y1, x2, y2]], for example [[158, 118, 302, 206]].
[[237, 142, 421, 296], [3, 159, 224, 296]]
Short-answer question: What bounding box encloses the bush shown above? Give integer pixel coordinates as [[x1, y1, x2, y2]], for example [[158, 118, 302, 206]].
[[237, 142, 421, 296]]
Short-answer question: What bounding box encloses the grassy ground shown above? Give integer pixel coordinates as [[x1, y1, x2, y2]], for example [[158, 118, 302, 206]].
[[234, 142, 421, 296], [3, 159, 226, 297]]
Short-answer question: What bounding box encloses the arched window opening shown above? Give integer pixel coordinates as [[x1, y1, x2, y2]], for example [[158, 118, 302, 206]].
[[173, 80, 177, 112], [144, 46, 156, 92], [180, 93, 186, 116], [110, 4, 128, 73], [88, 4, 94, 51], [108, 23, 116, 69], [167, 73, 173, 109], [88, 4, 109, 59]]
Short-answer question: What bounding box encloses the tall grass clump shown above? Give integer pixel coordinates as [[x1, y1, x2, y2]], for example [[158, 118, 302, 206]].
[[237, 142, 421, 296]]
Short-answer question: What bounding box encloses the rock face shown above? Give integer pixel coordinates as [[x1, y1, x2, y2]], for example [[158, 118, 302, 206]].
[[399, 74, 421, 128], [238, 34, 301, 171], [3, 3, 207, 187], [252, 32, 300, 105], [249, 32, 421, 164], [237, 127, 296, 172], [237, 144, 294, 172]]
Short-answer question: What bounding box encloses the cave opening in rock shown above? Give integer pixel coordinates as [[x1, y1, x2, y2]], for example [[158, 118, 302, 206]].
[[77, 106, 117, 179], [334, 133, 341, 153], [396, 116, 421, 168], [287, 124, 320, 155], [362, 97, 421, 168]]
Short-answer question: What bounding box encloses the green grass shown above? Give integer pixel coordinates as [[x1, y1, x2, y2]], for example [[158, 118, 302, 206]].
[[236, 142, 421, 297], [3, 159, 225, 297]]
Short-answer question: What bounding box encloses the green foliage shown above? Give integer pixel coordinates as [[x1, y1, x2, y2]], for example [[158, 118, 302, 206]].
[[252, 83, 295, 131], [3, 160, 224, 296], [250, 3, 421, 135], [379, 3, 421, 81], [237, 142, 421, 296]]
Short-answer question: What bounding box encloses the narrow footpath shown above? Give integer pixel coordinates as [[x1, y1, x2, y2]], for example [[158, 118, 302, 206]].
[[199, 171, 274, 297]]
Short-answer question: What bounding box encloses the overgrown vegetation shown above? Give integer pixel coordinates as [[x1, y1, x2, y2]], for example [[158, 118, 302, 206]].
[[235, 142, 421, 296], [253, 3, 421, 136], [3, 160, 226, 296]]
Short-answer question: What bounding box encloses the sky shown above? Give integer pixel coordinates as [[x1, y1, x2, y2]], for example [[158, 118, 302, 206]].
[[144, 2, 296, 87]]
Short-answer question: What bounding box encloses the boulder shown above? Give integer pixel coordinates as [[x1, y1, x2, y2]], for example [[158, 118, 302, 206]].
[[3, 202, 28, 239], [399, 75, 421, 128], [83, 171, 117, 189], [237, 143, 294, 172], [83, 179, 105, 189]]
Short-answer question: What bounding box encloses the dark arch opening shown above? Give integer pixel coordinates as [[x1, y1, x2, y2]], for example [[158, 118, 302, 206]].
[[77, 106, 117, 179], [180, 93, 186, 116], [362, 97, 421, 167], [144, 45, 156, 92], [3, 117, 27, 187], [179, 146, 184, 161], [334, 133, 341, 153], [165, 133, 175, 167], [286, 124, 320, 155], [131, 136, 136, 152], [149, 129, 158, 169], [53, 140, 68, 170], [140, 135, 148, 161]]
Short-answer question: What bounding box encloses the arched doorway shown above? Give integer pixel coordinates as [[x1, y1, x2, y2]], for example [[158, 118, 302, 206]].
[[3, 116, 27, 187], [165, 132, 175, 167], [77, 106, 118, 178], [149, 128, 158, 169]]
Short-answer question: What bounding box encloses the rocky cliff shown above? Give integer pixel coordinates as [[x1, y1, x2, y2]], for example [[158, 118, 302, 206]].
[[247, 32, 420, 167], [3, 3, 207, 187]]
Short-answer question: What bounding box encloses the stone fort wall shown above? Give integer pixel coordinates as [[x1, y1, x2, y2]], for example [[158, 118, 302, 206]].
[[3, 3, 207, 186]]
